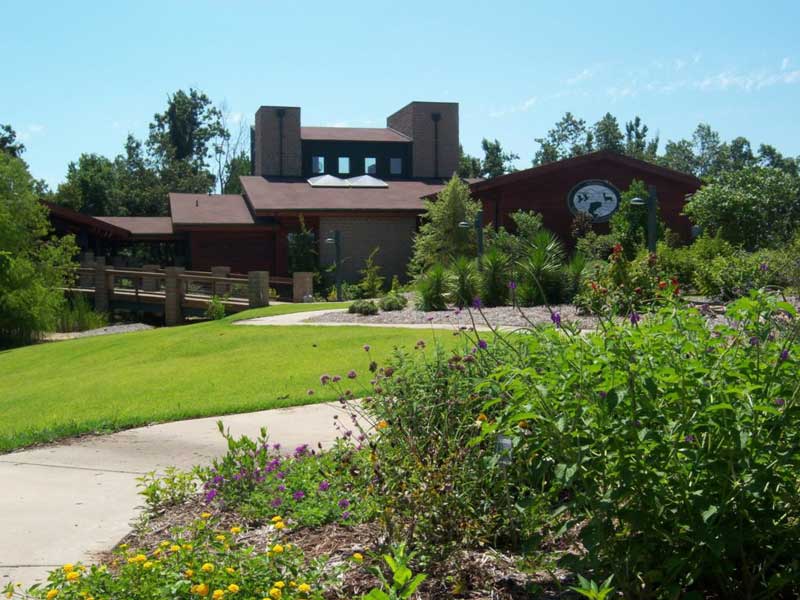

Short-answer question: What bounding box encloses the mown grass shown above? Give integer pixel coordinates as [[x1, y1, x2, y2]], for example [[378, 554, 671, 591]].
[[0, 303, 456, 452]]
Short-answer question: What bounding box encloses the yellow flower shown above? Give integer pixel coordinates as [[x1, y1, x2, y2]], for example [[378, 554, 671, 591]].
[[225, 567, 236, 575], [289, 581, 297, 588], [153, 548, 162, 557], [268, 588, 282, 599], [159, 540, 171, 548], [183, 543, 193, 551], [273, 521, 286, 530], [170, 544, 181, 552], [270, 515, 283, 523], [128, 554, 147, 564], [352, 552, 364, 562], [272, 544, 284, 553], [185, 569, 195, 578], [46, 591, 59, 600], [298, 583, 311, 594], [62, 563, 74, 573], [273, 581, 285, 589], [143, 561, 153, 570], [201, 562, 215, 573], [192, 583, 210, 597], [229, 526, 241, 534], [215, 534, 227, 542], [66, 571, 80, 582], [119, 543, 128, 550], [212, 590, 225, 600], [376, 420, 389, 430], [201, 512, 212, 519], [476, 413, 488, 422], [227, 584, 240, 594]]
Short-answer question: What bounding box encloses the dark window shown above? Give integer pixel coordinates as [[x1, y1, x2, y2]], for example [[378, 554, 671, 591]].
[[312, 156, 325, 174], [389, 157, 402, 175], [338, 157, 350, 174], [365, 157, 377, 175]]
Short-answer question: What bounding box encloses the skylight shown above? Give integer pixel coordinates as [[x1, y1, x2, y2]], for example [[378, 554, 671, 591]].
[[307, 174, 388, 188], [347, 175, 388, 188], [307, 175, 350, 187]]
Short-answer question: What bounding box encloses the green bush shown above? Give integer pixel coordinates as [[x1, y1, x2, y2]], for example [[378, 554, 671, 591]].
[[348, 299, 379, 316], [575, 231, 618, 261], [517, 230, 567, 306], [56, 292, 107, 332], [479, 291, 800, 598], [479, 247, 510, 307], [204, 295, 227, 320], [447, 256, 478, 308], [378, 293, 407, 312], [287, 216, 317, 273], [415, 264, 448, 311], [358, 247, 385, 298]]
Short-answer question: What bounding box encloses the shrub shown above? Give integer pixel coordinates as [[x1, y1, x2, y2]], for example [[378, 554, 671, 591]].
[[348, 299, 379, 316], [378, 293, 407, 312], [517, 230, 567, 306], [478, 291, 800, 598], [204, 295, 226, 320], [479, 247, 510, 307], [287, 215, 317, 273], [138, 467, 198, 512], [447, 256, 478, 308], [415, 264, 447, 311], [358, 247, 385, 298], [56, 292, 107, 332], [575, 231, 618, 261]]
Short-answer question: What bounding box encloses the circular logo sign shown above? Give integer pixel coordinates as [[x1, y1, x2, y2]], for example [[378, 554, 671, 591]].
[[567, 180, 621, 223]]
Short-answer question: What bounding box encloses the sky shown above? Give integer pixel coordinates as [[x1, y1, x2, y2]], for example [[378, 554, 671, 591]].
[[2, 0, 799, 189]]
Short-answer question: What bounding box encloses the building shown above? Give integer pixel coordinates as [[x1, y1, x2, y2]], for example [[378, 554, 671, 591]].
[[50, 100, 461, 282]]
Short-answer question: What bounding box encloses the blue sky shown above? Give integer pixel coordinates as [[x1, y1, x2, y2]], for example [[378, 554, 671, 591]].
[[3, 0, 799, 188]]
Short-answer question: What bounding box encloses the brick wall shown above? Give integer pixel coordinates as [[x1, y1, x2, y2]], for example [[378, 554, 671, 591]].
[[254, 106, 302, 177], [318, 215, 417, 284], [387, 102, 459, 179]]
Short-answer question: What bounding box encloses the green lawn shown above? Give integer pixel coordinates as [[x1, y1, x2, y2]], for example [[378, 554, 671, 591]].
[[0, 303, 454, 452]]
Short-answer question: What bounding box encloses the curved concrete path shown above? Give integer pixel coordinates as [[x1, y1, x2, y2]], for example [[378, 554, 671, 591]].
[[1, 402, 345, 588]]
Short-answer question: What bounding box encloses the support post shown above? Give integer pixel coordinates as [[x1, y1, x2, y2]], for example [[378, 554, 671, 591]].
[[248, 271, 270, 308], [292, 272, 314, 303], [79, 252, 95, 288], [94, 257, 109, 313], [211, 266, 231, 297], [164, 267, 185, 326], [142, 265, 160, 292]]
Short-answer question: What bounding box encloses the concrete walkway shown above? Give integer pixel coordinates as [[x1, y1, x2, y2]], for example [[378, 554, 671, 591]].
[[235, 308, 498, 330], [1, 402, 345, 588]]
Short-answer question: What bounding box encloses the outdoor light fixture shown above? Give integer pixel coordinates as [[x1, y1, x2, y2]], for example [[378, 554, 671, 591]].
[[458, 209, 485, 269], [324, 230, 342, 301], [631, 186, 658, 254]]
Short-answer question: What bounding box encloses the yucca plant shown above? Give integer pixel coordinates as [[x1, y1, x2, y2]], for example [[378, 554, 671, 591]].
[[563, 252, 587, 303], [479, 247, 510, 307], [518, 230, 567, 306], [447, 256, 479, 308], [415, 264, 448, 311]]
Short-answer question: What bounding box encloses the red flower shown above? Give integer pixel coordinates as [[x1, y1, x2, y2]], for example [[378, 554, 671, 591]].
[[658, 281, 667, 289]]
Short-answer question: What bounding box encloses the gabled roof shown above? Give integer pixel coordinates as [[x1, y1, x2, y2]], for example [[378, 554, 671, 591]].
[[95, 216, 174, 236], [240, 176, 447, 213], [300, 127, 411, 143], [42, 201, 131, 238], [169, 193, 254, 226], [469, 151, 702, 194]]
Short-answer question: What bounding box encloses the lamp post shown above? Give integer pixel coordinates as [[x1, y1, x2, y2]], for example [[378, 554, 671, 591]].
[[630, 185, 658, 254], [458, 209, 484, 269], [324, 230, 342, 301]]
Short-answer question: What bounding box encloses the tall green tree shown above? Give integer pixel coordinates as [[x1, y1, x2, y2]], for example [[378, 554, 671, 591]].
[[0, 124, 25, 158], [532, 112, 593, 165], [56, 154, 120, 215], [222, 151, 251, 194], [593, 113, 624, 153], [408, 176, 481, 275], [480, 138, 518, 178], [457, 145, 482, 178], [757, 144, 800, 177], [660, 139, 698, 176], [624, 116, 659, 160]]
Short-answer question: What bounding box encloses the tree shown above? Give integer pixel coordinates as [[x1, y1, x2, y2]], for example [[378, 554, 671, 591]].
[[725, 136, 756, 172], [212, 104, 250, 194], [533, 112, 593, 165], [56, 154, 121, 215], [692, 123, 725, 178], [408, 176, 481, 275], [684, 167, 800, 251], [0, 153, 77, 345], [457, 145, 481, 179], [757, 144, 800, 178], [223, 152, 251, 194], [593, 113, 624, 154], [480, 138, 518, 178], [624, 117, 659, 160], [0, 124, 25, 158], [660, 139, 697, 176], [112, 135, 166, 216]]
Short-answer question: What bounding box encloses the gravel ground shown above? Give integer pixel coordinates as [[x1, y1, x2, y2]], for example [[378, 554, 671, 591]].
[[306, 303, 601, 330], [44, 323, 154, 341]]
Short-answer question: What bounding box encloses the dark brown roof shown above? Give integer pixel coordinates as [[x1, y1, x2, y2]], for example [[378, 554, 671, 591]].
[[169, 193, 254, 226], [240, 176, 447, 213], [43, 201, 131, 238], [95, 216, 175, 236], [469, 151, 702, 194], [300, 127, 411, 143]]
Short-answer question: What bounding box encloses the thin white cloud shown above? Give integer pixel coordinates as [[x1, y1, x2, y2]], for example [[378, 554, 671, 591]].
[[565, 68, 594, 85], [489, 96, 537, 118], [781, 57, 790, 71], [696, 67, 800, 92], [18, 123, 46, 141]]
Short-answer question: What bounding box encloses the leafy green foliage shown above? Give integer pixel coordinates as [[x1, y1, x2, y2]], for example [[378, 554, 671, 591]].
[[287, 216, 317, 273], [609, 179, 665, 259], [447, 256, 478, 308], [348, 299, 379, 316], [684, 166, 800, 250], [415, 264, 448, 311], [358, 247, 385, 298], [378, 293, 407, 312], [204, 295, 227, 320], [479, 247, 510, 307], [570, 575, 616, 600], [517, 230, 567, 305], [362, 544, 427, 600], [56, 292, 107, 332], [138, 467, 198, 512]]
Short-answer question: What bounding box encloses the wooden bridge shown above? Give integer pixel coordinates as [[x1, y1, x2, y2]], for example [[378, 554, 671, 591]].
[[74, 256, 314, 325]]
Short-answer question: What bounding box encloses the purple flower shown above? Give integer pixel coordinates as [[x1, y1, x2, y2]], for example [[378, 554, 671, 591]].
[[415, 339, 426, 349], [338, 498, 351, 509], [318, 480, 330, 492], [598, 391, 607, 399], [293, 490, 306, 501], [426, 315, 434, 322], [750, 336, 760, 347], [472, 297, 482, 309], [341, 511, 351, 520], [775, 397, 786, 407], [294, 444, 309, 458], [363, 344, 371, 352], [205, 489, 218, 502], [551, 312, 561, 327], [629, 312, 641, 326], [272, 443, 281, 451], [276, 471, 286, 479], [271, 497, 283, 508], [760, 262, 769, 272], [320, 374, 331, 385], [508, 280, 517, 290], [684, 434, 696, 443], [779, 349, 790, 362], [477, 339, 488, 350], [277, 484, 286, 492], [307, 389, 315, 396], [332, 375, 342, 383], [347, 370, 357, 379]]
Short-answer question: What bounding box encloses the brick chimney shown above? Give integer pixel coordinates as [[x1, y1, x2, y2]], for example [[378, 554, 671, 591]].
[[387, 101, 459, 178], [253, 106, 302, 177]]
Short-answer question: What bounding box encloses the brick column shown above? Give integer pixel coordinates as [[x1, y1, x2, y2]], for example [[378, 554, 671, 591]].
[[164, 267, 185, 326], [211, 266, 231, 297], [141, 265, 160, 292], [94, 257, 109, 313], [79, 252, 95, 287], [248, 271, 270, 308], [292, 272, 314, 303]]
